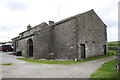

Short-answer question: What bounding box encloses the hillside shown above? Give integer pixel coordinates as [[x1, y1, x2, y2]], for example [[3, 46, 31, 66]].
[[108, 41, 120, 47]]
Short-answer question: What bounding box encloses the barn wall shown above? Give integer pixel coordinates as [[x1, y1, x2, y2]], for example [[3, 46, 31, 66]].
[[76, 10, 107, 58]]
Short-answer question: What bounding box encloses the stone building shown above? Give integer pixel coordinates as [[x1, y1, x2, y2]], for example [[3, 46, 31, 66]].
[[12, 9, 107, 60]]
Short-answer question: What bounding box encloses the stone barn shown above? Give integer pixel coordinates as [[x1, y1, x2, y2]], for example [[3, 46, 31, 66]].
[[12, 9, 107, 60]]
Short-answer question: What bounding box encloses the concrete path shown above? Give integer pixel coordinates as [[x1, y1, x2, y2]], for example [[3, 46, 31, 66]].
[[0, 52, 116, 78]]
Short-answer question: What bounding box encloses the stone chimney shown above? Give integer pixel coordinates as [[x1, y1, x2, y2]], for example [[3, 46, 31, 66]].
[[49, 21, 54, 25], [27, 24, 31, 30]]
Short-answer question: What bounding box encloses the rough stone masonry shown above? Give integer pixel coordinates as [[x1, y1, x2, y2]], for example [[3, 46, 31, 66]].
[[12, 9, 107, 60]]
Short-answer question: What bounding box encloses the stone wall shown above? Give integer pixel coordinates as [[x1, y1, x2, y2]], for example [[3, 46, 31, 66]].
[[52, 18, 77, 59], [12, 9, 107, 60], [12, 22, 48, 58], [17, 36, 34, 57], [117, 49, 120, 72], [108, 47, 119, 51], [33, 26, 52, 59], [33, 10, 107, 60], [76, 10, 107, 58]]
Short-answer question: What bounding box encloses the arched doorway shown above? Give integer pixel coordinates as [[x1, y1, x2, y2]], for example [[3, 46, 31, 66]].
[[27, 38, 33, 57]]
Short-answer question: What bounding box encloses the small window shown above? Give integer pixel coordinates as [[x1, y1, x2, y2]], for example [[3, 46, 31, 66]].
[[16, 42, 18, 48], [92, 42, 95, 46]]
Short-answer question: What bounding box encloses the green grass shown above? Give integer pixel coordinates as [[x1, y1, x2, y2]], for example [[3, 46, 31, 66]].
[[90, 59, 120, 79], [108, 41, 120, 47], [0, 63, 12, 65], [108, 50, 117, 55], [17, 54, 115, 65], [107, 41, 119, 56]]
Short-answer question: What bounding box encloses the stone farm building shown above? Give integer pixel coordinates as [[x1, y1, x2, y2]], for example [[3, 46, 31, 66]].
[[12, 9, 107, 60]]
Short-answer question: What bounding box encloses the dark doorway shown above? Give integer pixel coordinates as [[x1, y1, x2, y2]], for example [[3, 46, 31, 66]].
[[103, 45, 107, 55], [80, 44, 86, 58], [27, 38, 33, 57]]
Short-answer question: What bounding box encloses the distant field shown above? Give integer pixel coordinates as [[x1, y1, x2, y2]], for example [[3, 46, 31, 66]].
[[107, 41, 119, 55], [108, 41, 120, 47]]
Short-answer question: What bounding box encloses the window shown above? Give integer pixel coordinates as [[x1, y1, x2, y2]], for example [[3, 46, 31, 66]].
[[92, 41, 95, 46], [16, 42, 18, 48]]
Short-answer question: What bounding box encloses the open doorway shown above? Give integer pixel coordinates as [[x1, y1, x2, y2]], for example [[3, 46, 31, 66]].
[[103, 45, 107, 55], [27, 38, 33, 57], [80, 44, 86, 58]]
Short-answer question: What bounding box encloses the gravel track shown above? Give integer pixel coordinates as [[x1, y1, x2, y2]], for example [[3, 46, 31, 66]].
[[0, 52, 116, 78]]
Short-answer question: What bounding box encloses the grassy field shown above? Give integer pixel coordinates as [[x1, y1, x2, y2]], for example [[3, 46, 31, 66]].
[[107, 41, 119, 55], [108, 41, 120, 47], [108, 50, 117, 55], [90, 59, 120, 79], [0, 63, 12, 65], [17, 54, 115, 65]]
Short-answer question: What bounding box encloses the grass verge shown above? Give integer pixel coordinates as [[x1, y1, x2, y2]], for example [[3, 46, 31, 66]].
[[0, 63, 12, 65], [90, 59, 120, 79], [16, 54, 115, 65], [108, 50, 117, 55]]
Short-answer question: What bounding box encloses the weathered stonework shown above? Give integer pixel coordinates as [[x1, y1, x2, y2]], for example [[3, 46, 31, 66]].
[[12, 9, 107, 60], [117, 53, 120, 72], [117, 46, 120, 72]]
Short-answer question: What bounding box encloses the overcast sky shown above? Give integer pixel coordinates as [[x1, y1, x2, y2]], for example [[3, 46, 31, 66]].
[[0, 0, 118, 42]]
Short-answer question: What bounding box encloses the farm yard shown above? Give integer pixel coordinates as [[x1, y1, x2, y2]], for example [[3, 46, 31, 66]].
[[1, 51, 115, 78], [0, 41, 119, 78]]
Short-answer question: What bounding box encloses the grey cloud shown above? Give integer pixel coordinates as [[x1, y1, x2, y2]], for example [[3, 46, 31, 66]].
[[7, 1, 27, 11], [0, 25, 18, 32], [0, 26, 11, 31]]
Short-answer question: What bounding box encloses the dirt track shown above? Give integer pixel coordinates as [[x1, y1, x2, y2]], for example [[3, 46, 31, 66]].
[[1, 52, 116, 78]]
